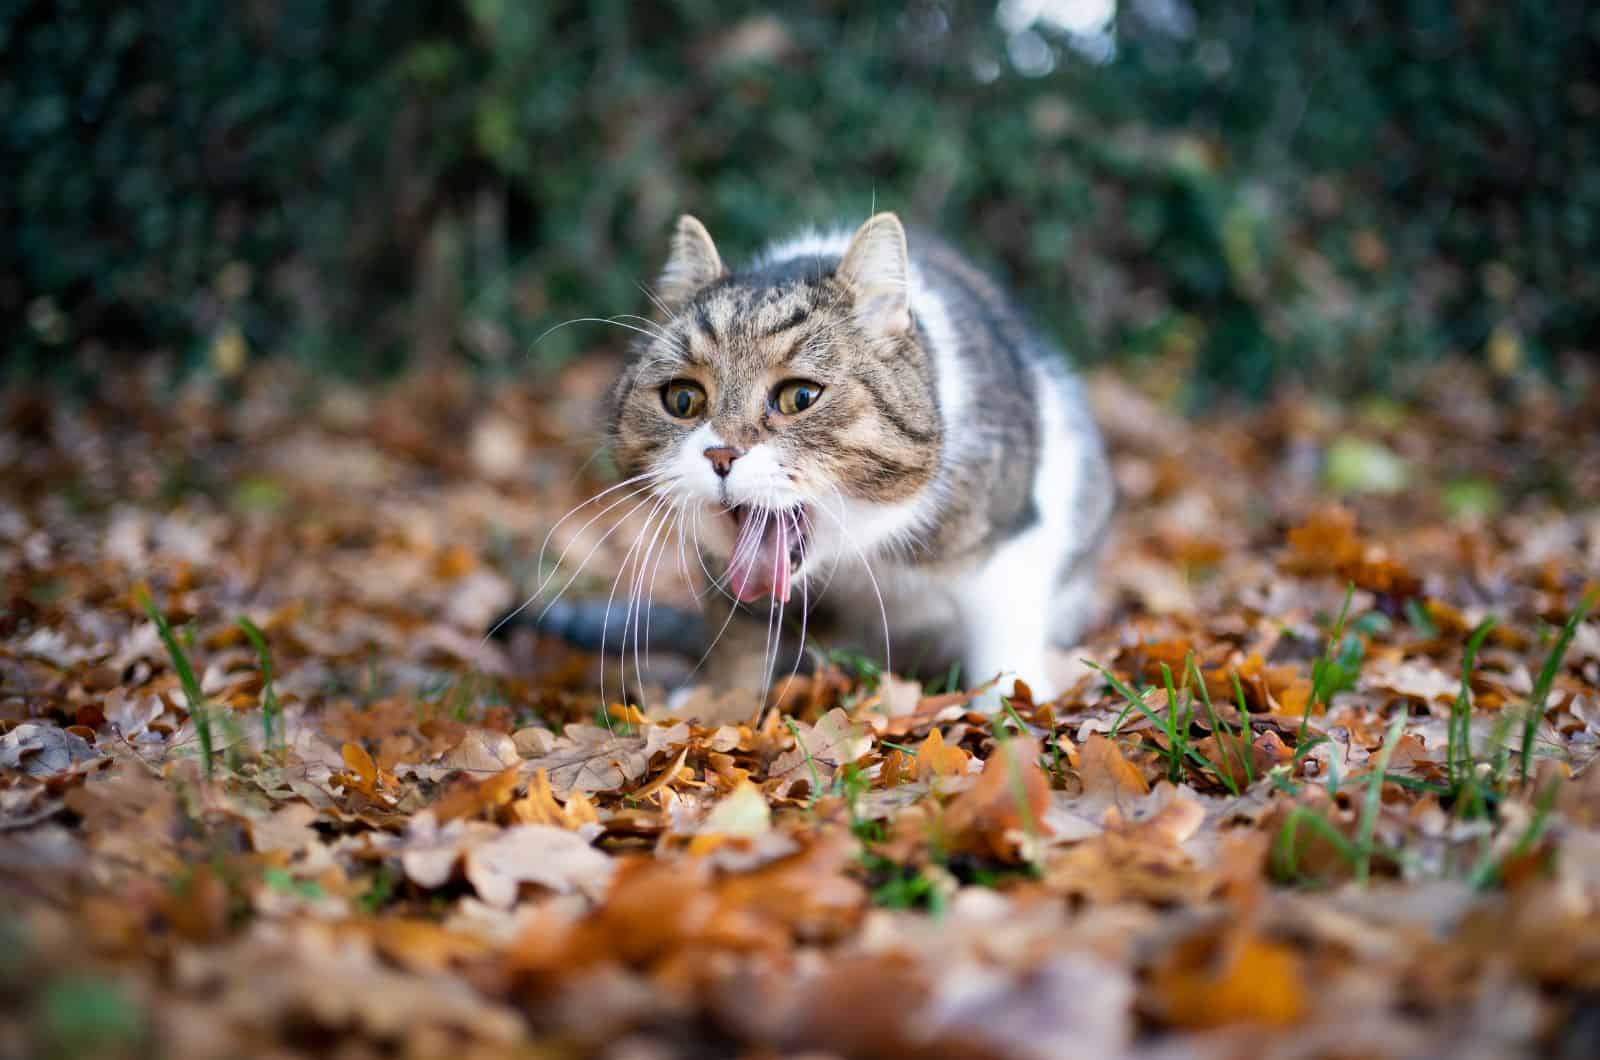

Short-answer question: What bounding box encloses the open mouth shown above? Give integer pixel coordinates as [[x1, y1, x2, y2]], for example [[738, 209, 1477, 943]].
[[724, 504, 809, 604]]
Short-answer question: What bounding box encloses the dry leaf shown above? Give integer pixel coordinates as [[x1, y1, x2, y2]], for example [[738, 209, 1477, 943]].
[[769, 708, 871, 797], [1149, 930, 1307, 1028], [462, 823, 614, 906], [1079, 732, 1150, 801], [913, 728, 971, 780], [519, 722, 688, 795], [697, 780, 771, 839], [0, 723, 100, 777], [943, 736, 1053, 862]]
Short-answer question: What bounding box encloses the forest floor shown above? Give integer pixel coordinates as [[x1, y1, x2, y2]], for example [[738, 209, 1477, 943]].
[[3, 355, 1599, 1059]]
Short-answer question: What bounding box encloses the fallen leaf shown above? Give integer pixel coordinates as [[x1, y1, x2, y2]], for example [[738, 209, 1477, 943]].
[[943, 736, 1053, 862], [697, 780, 771, 839], [0, 723, 101, 777], [463, 823, 614, 906], [518, 723, 678, 795], [1149, 930, 1307, 1028], [1079, 732, 1150, 801], [913, 728, 970, 780], [769, 708, 871, 797]]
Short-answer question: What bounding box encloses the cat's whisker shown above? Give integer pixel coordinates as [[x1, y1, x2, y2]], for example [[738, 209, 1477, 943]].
[[630, 494, 679, 704], [759, 512, 783, 716], [686, 553, 747, 680], [535, 315, 687, 354], [613, 312, 683, 350], [672, 501, 698, 607], [600, 492, 671, 717], [642, 499, 683, 665], [635, 282, 678, 323], [772, 510, 812, 725], [483, 473, 662, 644], [531, 470, 666, 593], [533, 486, 664, 627], [629, 496, 678, 704]]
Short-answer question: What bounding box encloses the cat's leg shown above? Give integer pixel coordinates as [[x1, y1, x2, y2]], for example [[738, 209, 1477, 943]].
[[955, 526, 1061, 709]]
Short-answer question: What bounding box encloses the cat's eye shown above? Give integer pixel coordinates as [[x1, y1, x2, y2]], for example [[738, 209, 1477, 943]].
[[773, 379, 824, 416], [661, 380, 707, 419]]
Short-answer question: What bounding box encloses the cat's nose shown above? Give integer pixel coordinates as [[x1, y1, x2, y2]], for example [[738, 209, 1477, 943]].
[[703, 446, 744, 478]]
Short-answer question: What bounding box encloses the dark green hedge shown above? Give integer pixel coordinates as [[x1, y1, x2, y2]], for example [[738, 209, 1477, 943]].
[[5, 1, 1597, 393]]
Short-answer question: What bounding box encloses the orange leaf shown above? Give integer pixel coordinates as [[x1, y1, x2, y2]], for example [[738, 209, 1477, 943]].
[[507, 767, 599, 829], [943, 736, 1052, 862], [1152, 932, 1306, 1028], [342, 742, 377, 786], [435, 764, 521, 823], [913, 728, 970, 780]]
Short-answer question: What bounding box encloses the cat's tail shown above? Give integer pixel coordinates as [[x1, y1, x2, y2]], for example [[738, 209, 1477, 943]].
[[488, 598, 706, 658]]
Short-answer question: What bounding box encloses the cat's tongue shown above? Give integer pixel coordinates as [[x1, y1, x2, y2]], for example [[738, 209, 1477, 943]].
[[727, 510, 792, 604]]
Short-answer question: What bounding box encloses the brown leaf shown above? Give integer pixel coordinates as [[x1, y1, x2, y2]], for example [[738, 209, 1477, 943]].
[[1079, 732, 1150, 801], [437, 728, 521, 775], [1044, 788, 1213, 904], [508, 767, 601, 829], [432, 763, 520, 823], [517, 724, 658, 795], [943, 736, 1053, 862], [769, 708, 871, 797]]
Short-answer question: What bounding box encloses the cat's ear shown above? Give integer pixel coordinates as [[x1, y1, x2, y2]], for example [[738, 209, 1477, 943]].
[[838, 212, 911, 335], [657, 215, 725, 310]]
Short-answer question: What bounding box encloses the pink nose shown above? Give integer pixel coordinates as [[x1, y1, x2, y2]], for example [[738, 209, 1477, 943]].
[[703, 446, 743, 477]]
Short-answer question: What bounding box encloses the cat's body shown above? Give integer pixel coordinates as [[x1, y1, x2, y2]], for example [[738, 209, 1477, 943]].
[[594, 213, 1113, 705]]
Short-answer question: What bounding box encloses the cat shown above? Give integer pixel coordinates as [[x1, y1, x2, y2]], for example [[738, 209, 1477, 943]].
[[526, 212, 1114, 709]]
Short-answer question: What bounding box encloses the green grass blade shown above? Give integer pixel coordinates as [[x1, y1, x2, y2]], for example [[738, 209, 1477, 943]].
[[139, 590, 213, 778], [1467, 778, 1562, 890], [1271, 805, 1360, 883], [1305, 583, 1357, 746], [1356, 708, 1407, 885], [237, 616, 281, 755], [1520, 591, 1594, 784], [1090, 661, 1162, 736], [1160, 663, 1184, 782], [1451, 618, 1497, 788], [784, 717, 824, 808], [1191, 654, 1248, 790]]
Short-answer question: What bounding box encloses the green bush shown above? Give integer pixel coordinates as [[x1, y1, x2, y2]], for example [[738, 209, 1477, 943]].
[[4, 1, 1596, 393]]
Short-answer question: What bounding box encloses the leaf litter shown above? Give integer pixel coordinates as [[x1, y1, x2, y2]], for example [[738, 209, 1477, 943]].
[[2, 357, 1600, 1058]]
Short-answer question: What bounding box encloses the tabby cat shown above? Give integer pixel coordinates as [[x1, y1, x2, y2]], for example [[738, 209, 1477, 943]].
[[582, 212, 1114, 706]]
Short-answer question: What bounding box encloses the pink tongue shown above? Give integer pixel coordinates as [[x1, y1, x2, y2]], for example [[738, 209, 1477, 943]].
[[727, 512, 792, 603]]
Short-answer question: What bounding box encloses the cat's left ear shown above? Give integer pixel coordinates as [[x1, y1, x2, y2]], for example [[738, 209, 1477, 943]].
[[838, 212, 911, 335], [657, 215, 725, 310]]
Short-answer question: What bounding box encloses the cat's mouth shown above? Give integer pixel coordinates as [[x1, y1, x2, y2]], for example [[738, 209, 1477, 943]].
[[724, 504, 808, 604]]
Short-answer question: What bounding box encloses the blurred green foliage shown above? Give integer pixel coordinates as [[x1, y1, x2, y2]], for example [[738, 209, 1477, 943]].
[[4, 1, 1597, 393]]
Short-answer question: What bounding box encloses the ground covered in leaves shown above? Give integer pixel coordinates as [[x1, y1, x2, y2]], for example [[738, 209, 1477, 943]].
[[3, 355, 1600, 1059]]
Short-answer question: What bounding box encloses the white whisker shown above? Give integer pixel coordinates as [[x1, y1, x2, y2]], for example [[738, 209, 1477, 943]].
[[599, 493, 670, 717], [482, 472, 661, 644]]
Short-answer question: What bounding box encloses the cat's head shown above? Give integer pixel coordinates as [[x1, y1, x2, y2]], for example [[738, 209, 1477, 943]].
[[608, 213, 942, 604]]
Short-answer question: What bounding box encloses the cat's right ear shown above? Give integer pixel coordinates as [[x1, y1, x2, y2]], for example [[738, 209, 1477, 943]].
[[656, 215, 725, 310], [838, 212, 911, 336]]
